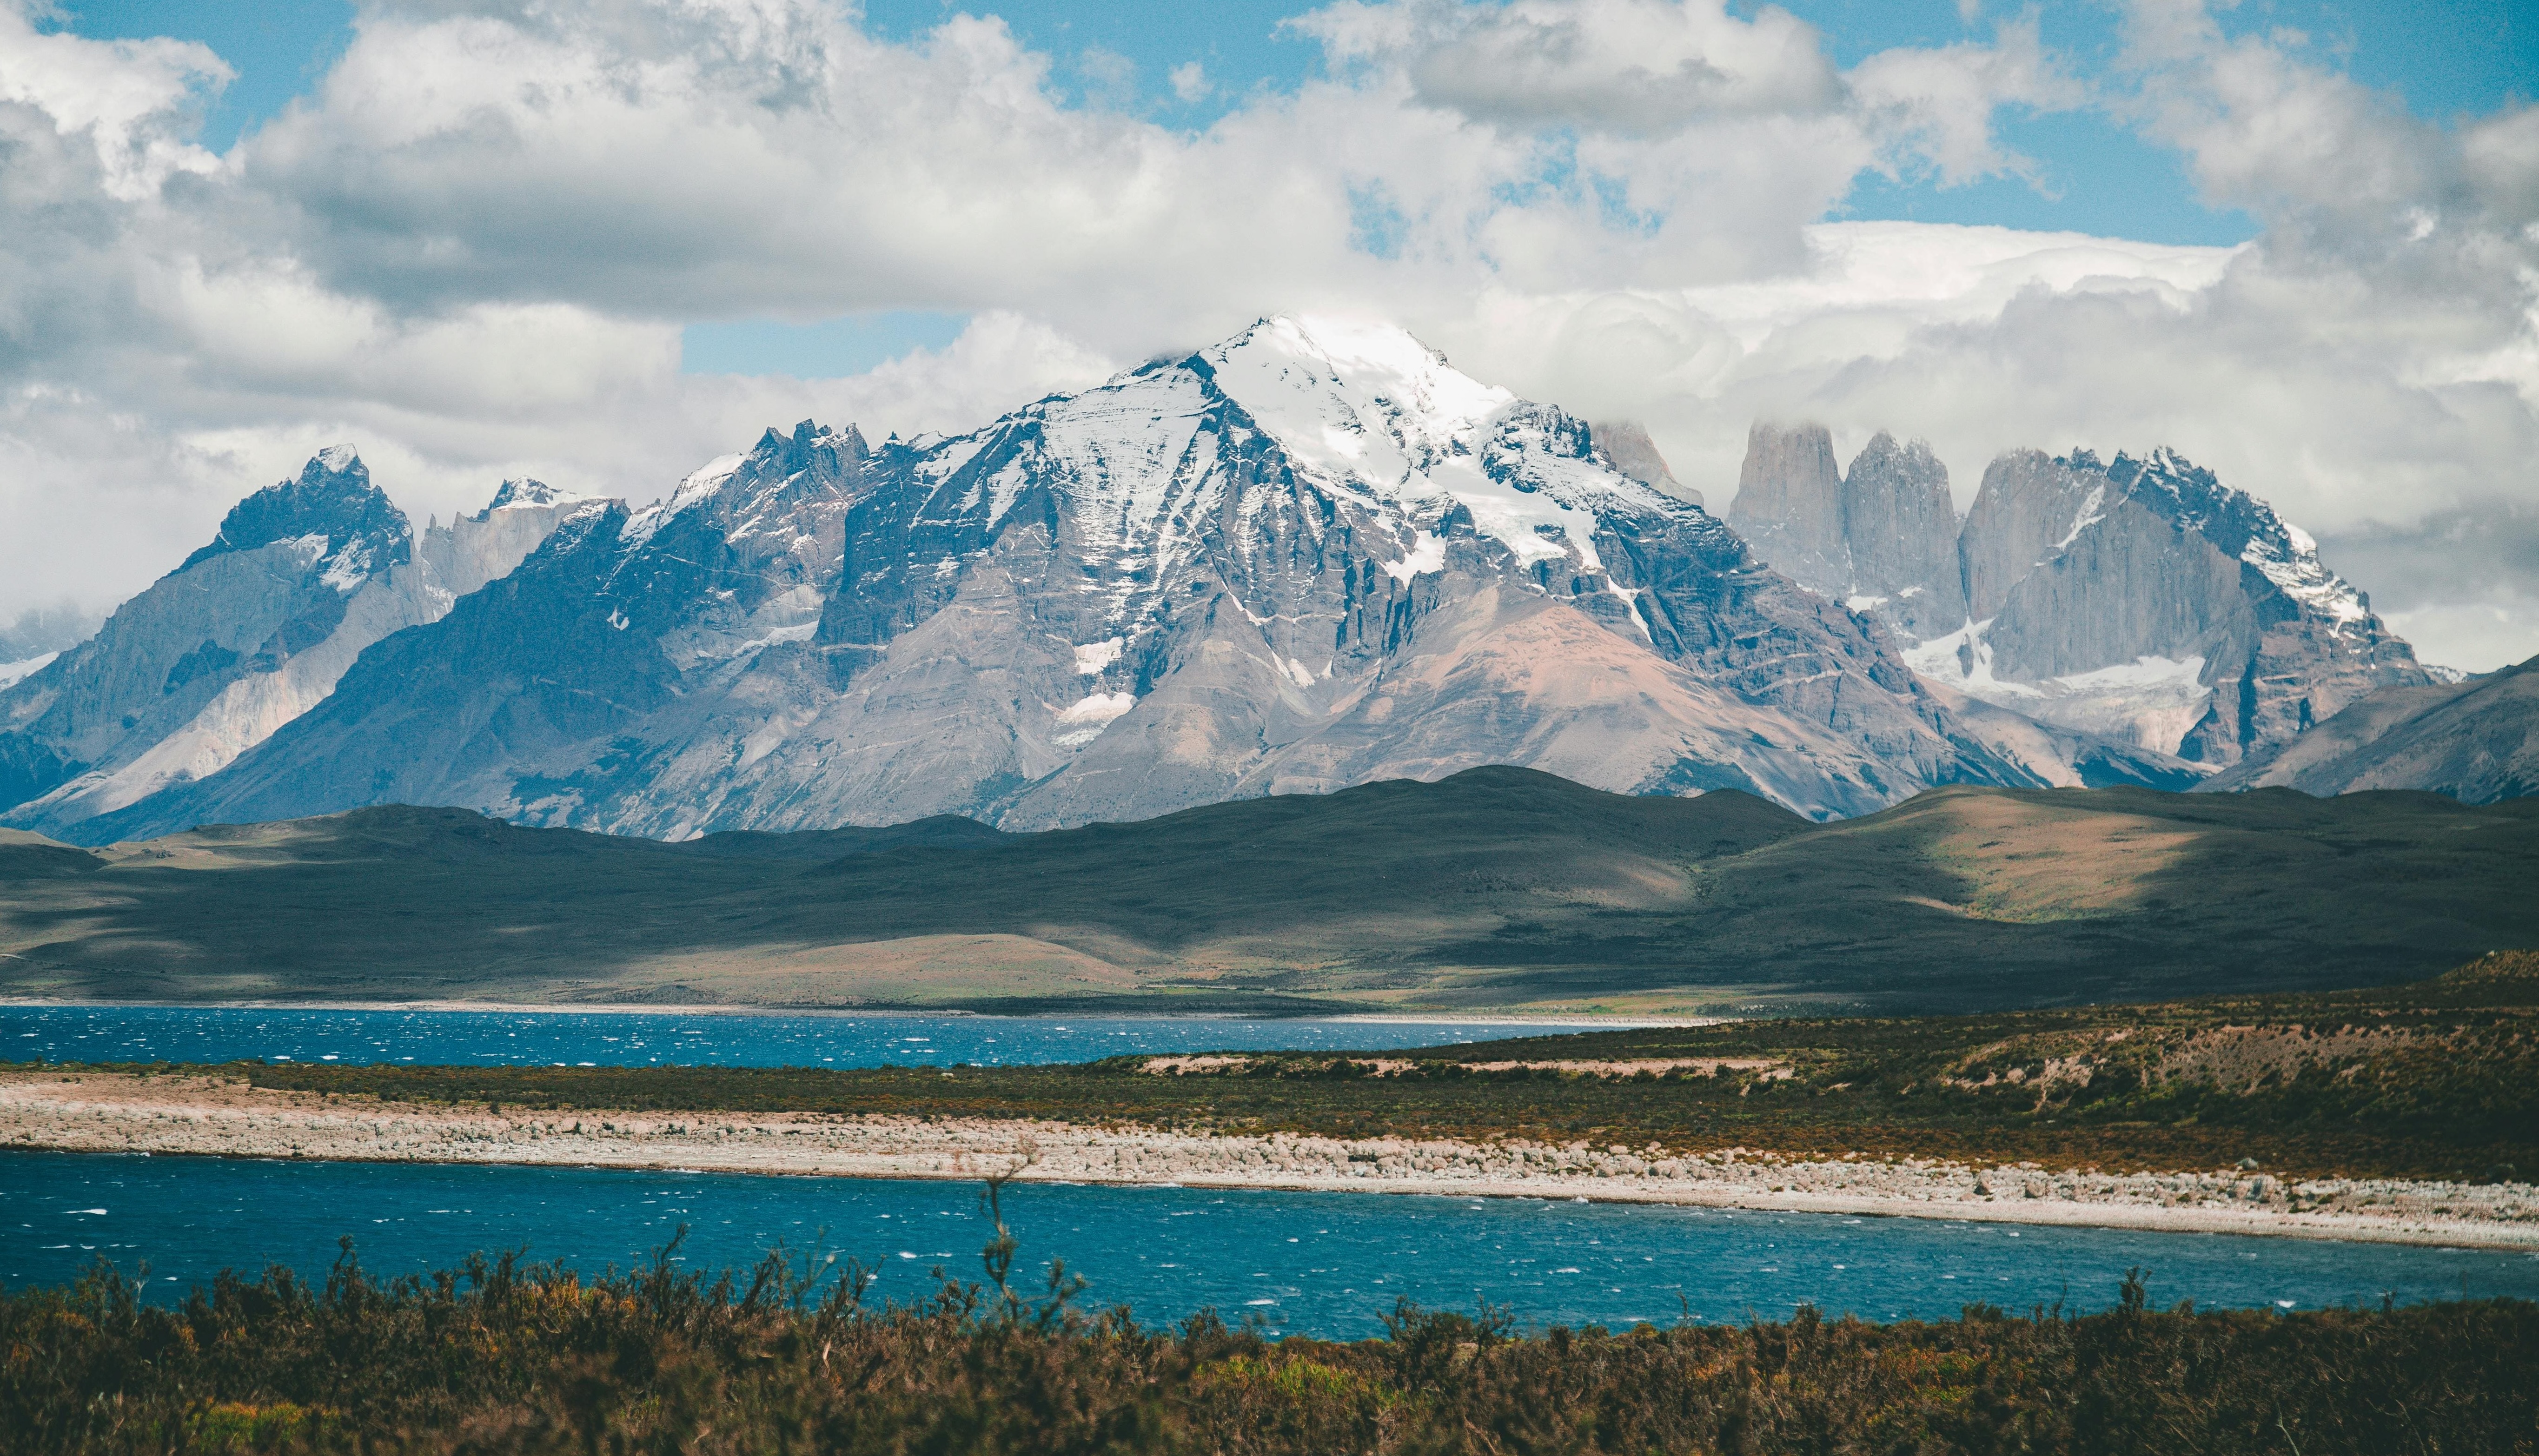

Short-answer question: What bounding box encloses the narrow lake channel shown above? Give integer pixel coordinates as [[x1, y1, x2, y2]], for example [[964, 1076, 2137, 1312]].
[[9, 1005, 2533, 1338], [7, 1152, 2534, 1338]]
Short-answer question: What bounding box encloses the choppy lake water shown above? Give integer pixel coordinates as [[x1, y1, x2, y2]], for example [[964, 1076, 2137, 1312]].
[[0, 1005, 1550, 1069], [6, 1152, 2533, 1338]]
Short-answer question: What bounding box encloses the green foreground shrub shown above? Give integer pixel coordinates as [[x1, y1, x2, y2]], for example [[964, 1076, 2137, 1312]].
[[3, 1236, 2531, 1456]]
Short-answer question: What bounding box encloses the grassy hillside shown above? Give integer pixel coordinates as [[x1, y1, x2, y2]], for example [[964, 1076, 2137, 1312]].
[[232, 953, 2539, 1181], [2, 768, 2534, 1013]]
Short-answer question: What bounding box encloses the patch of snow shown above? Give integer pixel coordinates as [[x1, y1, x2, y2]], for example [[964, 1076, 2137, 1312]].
[[1058, 691, 1136, 727], [1908, 622, 2212, 754], [1074, 638, 1124, 675], [1844, 594, 1889, 612], [2423, 663, 2471, 685], [1281, 655, 1316, 688], [315, 443, 359, 472], [622, 453, 746, 547], [2240, 525, 2370, 628], [1379, 529, 1447, 584], [913, 432, 987, 484], [483, 477, 595, 513], [1606, 580, 1653, 640], [1054, 690, 1137, 747], [2053, 484, 2106, 552], [0, 652, 57, 690], [319, 540, 378, 593]]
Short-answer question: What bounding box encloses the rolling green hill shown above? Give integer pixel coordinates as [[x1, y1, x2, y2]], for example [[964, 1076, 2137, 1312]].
[[2, 768, 2533, 1013]]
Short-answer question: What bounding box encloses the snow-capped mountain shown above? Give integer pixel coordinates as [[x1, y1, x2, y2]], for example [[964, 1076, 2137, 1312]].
[[0, 451, 591, 836], [1730, 425, 2434, 771], [73, 318, 2040, 843]]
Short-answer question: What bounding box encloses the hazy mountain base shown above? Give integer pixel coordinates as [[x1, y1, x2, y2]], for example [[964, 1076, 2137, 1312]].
[[3, 768, 2536, 1014]]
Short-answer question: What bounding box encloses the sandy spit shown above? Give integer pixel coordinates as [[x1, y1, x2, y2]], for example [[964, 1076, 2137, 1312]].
[[5, 1070, 2533, 1250]]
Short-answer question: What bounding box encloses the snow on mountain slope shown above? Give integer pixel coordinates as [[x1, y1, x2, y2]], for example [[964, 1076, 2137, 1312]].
[[0, 455, 594, 837], [76, 319, 2038, 844]]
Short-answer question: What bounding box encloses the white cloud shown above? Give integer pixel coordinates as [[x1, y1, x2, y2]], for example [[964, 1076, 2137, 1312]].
[[0, 0, 2532, 670]]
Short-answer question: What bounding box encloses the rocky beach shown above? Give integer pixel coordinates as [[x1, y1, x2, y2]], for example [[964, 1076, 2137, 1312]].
[[6, 1067, 2530, 1250]]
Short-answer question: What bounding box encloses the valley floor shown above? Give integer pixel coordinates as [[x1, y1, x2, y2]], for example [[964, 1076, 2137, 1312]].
[[6, 1068, 2532, 1251]]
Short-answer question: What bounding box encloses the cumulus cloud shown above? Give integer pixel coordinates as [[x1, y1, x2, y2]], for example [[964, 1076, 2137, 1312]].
[[0, 0, 2533, 669]]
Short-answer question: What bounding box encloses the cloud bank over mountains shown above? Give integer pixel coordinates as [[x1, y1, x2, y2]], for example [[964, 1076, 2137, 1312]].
[[2, 0, 2533, 668]]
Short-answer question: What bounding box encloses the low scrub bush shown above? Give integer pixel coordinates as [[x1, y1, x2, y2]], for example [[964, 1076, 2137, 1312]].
[[4, 1233, 2530, 1455]]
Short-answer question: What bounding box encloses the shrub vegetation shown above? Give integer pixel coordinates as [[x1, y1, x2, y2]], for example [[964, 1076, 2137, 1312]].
[[5, 1235, 2532, 1455]]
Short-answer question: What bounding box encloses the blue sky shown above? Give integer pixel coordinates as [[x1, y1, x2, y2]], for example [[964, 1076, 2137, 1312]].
[[55, 0, 2535, 378]]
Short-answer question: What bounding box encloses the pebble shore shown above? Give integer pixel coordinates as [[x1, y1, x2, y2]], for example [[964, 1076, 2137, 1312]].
[[6, 1069, 2532, 1249]]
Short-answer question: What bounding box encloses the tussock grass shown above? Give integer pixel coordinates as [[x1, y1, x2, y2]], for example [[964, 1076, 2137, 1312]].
[[6, 1233, 2532, 1455]]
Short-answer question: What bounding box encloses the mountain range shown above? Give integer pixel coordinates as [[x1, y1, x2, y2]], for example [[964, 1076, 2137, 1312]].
[[1724, 424, 2439, 770], [0, 456, 590, 838], [0, 316, 2520, 846]]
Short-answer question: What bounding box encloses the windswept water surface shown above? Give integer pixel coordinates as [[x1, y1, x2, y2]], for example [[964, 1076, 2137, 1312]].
[[6, 1153, 2533, 1338], [0, 1005, 1554, 1069]]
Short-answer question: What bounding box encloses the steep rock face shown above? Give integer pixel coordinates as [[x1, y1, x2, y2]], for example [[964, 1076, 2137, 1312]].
[[2197, 655, 2535, 802], [1840, 431, 1964, 642], [1956, 450, 2100, 623], [0, 453, 588, 835], [1724, 425, 1964, 641], [1724, 422, 1848, 595], [1913, 448, 2432, 766], [85, 319, 2034, 842]]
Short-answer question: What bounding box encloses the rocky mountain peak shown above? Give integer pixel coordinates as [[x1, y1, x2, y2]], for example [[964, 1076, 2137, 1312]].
[[478, 478, 596, 517], [1957, 449, 2100, 624], [176, 447, 411, 588], [2106, 448, 2375, 630], [1839, 431, 1963, 642], [1722, 423, 1965, 644], [1724, 423, 1848, 594], [1918, 442, 2429, 765]]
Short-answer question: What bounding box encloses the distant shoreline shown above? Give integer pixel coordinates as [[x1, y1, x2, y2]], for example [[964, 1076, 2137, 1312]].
[[6, 1069, 2530, 1251], [0, 996, 1709, 1027]]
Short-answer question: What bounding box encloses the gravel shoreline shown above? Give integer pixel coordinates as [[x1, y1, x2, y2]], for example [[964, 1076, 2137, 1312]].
[[6, 1070, 2533, 1249]]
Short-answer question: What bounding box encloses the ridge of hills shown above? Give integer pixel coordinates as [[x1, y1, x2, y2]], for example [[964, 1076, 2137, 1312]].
[[2, 766, 2531, 1015]]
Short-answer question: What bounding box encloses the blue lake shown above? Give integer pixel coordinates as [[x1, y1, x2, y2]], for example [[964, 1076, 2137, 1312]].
[[7, 1006, 2532, 1336], [6, 1152, 2534, 1338], [0, 1005, 1551, 1070]]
